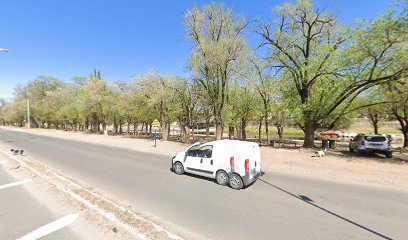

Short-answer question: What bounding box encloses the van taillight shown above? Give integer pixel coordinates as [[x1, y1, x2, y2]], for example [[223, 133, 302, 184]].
[[245, 159, 249, 174], [230, 157, 234, 170]]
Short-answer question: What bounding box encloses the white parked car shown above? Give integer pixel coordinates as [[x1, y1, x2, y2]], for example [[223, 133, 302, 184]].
[[172, 140, 262, 190], [349, 134, 392, 158]]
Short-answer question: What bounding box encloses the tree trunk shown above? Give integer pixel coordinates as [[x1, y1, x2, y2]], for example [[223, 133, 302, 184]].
[[102, 120, 106, 131], [277, 125, 284, 141], [190, 123, 195, 140], [368, 109, 379, 135], [258, 117, 263, 144], [303, 122, 317, 148], [241, 119, 247, 140], [162, 122, 169, 141], [394, 114, 408, 148], [205, 118, 210, 137], [228, 127, 234, 140], [214, 107, 223, 140], [183, 125, 190, 144], [265, 118, 269, 146], [97, 116, 101, 132], [215, 121, 222, 140], [133, 123, 137, 135], [119, 120, 123, 134], [127, 121, 130, 135], [168, 124, 171, 138], [373, 123, 379, 135]]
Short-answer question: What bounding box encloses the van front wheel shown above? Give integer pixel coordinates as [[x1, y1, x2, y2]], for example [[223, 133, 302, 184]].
[[229, 173, 243, 190], [173, 162, 184, 175], [215, 170, 228, 186]]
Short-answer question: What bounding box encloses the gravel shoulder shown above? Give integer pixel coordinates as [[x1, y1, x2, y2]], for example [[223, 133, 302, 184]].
[[2, 126, 408, 190]]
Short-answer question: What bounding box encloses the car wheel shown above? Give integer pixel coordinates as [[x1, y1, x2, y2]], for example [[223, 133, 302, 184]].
[[215, 170, 229, 186], [173, 162, 184, 175], [385, 152, 392, 158], [229, 173, 243, 190]]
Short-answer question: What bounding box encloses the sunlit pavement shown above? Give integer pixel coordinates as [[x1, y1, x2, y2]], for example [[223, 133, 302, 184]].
[[1, 128, 407, 240]]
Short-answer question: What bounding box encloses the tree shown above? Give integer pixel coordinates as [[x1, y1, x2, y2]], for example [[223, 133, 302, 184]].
[[386, 79, 408, 147], [173, 78, 198, 144], [186, 3, 248, 140], [361, 88, 388, 134], [258, 0, 407, 147], [0, 98, 6, 125], [249, 57, 276, 143], [138, 71, 177, 141], [80, 70, 114, 132]]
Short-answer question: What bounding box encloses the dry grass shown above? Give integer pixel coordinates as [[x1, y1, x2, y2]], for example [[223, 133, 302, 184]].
[[246, 119, 403, 140]]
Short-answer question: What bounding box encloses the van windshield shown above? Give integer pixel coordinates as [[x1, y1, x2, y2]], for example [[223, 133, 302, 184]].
[[364, 136, 386, 142]]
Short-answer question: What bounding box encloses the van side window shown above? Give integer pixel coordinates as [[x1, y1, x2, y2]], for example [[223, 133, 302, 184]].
[[187, 145, 201, 157], [199, 145, 213, 158]]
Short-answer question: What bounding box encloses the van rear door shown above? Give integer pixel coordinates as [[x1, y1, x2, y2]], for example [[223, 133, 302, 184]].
[[249, 143, 261, 177]]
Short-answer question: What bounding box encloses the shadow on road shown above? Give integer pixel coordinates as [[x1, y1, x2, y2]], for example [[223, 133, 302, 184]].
[[168, 168, 256, 189], [169, 168, 216, 184], [258, 178, 394, 240]]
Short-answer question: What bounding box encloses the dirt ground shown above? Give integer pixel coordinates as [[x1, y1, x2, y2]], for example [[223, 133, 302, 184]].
[[2, 126, 408, 190]]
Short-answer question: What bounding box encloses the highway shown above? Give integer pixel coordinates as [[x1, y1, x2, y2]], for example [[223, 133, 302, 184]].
[[0, 129, 407, 240]]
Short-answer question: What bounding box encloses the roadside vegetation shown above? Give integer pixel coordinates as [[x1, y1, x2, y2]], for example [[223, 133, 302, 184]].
[[0, 0, 407, 148]]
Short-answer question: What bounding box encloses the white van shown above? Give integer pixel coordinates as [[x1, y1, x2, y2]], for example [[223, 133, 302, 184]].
[[171, 140, 262, 190]]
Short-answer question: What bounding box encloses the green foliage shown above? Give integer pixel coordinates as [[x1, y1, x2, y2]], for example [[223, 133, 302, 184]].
[[258, 0, 407, 147], [185, 3, 249, 139], [1, 1, 406, 146]]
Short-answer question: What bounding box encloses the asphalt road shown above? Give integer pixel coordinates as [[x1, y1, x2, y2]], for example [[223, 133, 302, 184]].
[[1, 129, 407, 240], [0, 158, 76, 240]]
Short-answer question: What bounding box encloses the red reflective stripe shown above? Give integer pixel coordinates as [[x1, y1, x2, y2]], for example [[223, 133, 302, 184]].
[[245, 159, 249, 173], [230, 156, 234, 169]]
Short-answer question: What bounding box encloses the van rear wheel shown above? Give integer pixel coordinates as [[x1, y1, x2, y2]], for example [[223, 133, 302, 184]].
[[215, 170, 228, 186], [173, 162, 184, 175], [229, 173, 243, 190]]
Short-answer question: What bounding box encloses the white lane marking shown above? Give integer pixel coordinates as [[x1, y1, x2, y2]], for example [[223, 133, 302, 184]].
[[16, 213, 79, 240], [0, 146, 182, 240], [0, 179, 31, 190]]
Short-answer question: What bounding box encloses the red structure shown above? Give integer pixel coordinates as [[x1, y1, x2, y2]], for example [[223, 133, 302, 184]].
[[320, 133, 339, 139]]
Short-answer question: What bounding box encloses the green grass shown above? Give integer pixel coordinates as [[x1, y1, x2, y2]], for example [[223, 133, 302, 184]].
[[246, 127, 305, 140], [347, 126, 401, 135], [246, 125, 402, 140]]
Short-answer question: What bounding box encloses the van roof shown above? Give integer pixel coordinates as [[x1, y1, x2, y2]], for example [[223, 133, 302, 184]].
[[205, 139, 259, 146]]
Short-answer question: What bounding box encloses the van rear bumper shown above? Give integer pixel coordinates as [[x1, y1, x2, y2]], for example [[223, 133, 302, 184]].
[[242, 172, 261, 186]]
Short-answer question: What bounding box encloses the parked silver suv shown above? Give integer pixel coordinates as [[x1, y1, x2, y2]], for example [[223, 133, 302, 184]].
[[349, 134, 392, 158]]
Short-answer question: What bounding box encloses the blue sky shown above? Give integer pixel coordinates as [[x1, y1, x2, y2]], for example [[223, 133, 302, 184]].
[[0, 0, 396, 99]]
